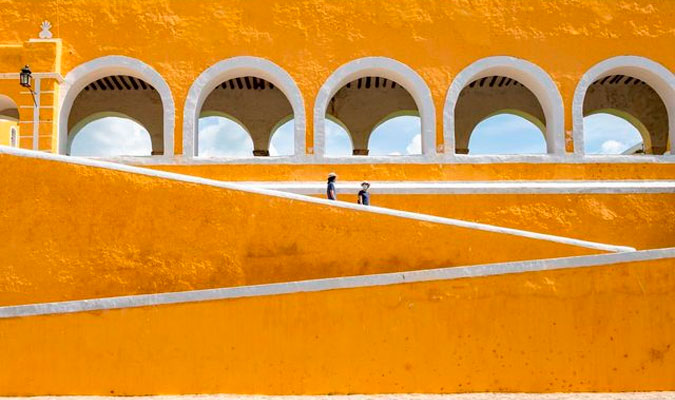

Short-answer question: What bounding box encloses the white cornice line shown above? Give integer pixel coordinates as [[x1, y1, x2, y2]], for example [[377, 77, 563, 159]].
[[1, 247, 672, 319], [96, 153, 675, 165], [238, 180, 675, 195], [0, 146, 634, 253]]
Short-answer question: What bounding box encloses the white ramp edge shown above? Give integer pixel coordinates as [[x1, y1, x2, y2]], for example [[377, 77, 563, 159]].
[[2, 394, 675, 400], [236, 180, 675, 195], [1, 247, 672, 319], [0, 146, 634, 253]]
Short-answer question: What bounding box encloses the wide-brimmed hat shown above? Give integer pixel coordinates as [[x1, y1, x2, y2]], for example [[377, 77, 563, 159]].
[[327, 172, 337, 178]]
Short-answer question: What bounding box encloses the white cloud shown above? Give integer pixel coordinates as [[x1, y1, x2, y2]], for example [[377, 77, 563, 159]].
[[325, 119, 352, 156], [405, 133, 421, 155], [70, 117, 152, 157], [599, 139, 629, 154], [368, 116, 421, 156], [198, 116, 253, 157], [583, 113, 643, 154], [269, 119, 294, 156]]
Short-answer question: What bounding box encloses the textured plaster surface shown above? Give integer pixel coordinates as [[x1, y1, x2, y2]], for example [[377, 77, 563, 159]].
[[4, 395, 675, 400], [1, 257, 673, 394], [340, 192, 675, 250], [1, 0, 672, 154], [146, 162, 675, 181], [0, 150, 620, 307]]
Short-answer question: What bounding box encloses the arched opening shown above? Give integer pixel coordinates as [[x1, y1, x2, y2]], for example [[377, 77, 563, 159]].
[[65, 75, 164, 156], [573, 56, 675, 155], [197, 114, 254, 157], [468, 112, 546, 155], [69, 114, 152, 157], [314, 57, 436, 157], [197, 76, 294, 157], [454, 76, 548, 154], [183, 57, 306, 159], [0, 95, 19, 147], [324, 76, 421, 156], [583, 112, 645, 154], [59, 56, 175, 156], [445, 56, 565, 155], [582, 76, 668, 155], [324, 116, 353, 156], [269, 116, 294, 156], [368, 114, 422, 156]]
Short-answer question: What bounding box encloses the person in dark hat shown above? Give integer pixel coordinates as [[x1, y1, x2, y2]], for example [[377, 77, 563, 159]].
[[357, 181, 370, 206], [326, 172, 337, 201]]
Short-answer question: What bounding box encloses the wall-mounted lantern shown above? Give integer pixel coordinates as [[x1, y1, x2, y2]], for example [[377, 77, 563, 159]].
[[20, 65, 37, 106], [20, 65, 32, 88]]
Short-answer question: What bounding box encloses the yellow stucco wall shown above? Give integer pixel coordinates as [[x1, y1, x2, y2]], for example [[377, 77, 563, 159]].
[[310, 193, 675, 251], [0, 0, 673, 154], [1, 255, 673, 395], [0, 152, 617, 307], [147, 162, 675, 181], [0, 119, 18, 146]]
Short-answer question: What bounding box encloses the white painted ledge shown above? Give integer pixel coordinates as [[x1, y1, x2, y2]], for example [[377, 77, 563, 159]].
[[2, 394, 674, 400], [103, 153, 675, 165], [0, 146, 634, 253], [238, 180, 675, 195], [1, 247, 672, 319]]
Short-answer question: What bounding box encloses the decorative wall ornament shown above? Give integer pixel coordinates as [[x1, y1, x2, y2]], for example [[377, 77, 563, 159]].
[[39, 20, 53, 39]]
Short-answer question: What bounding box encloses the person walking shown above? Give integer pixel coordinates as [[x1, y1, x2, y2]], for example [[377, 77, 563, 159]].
[[357, 181, 370, 205], [326, 172, 337, 200]]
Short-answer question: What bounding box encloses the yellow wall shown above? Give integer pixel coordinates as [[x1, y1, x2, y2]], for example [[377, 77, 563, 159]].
[[313, 193, 675, 251], [0, 119, 18, 146], [147, 162, 675, 182], [0, 0, 673, 154], [1, 255, 673, 395], [0, 152, 614, 307]]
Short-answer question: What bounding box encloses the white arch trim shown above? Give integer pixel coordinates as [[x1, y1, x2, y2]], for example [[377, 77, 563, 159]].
[[58, 55, 175, 156], [444, 56, 565, 155], [572, 56, 675, 155], [183, 56, 306, 159], [314, 57, 436, 157]]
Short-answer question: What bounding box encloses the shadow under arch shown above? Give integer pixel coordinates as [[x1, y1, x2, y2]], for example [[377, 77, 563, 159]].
[[183, 56, 306, 159], [58, 55, 175, 156], [0, 94, 19, 121], [444, 56, 565, 155], [572, 55, 675, 155], [313, 57, 436, 157]]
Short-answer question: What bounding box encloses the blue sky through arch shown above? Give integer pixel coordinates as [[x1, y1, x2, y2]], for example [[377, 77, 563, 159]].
[[72, 111, 640, 156]]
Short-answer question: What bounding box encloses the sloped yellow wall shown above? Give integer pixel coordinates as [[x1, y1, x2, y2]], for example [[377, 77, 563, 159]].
[[0, 152, 617, 307], [1, 255, 672, 394], [317, 193, 675, 251]]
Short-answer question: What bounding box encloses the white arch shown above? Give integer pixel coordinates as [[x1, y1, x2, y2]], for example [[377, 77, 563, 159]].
[[444, 56, 565, 155], [572, 56, 675, 155], [58, 55, 175, 156], [183, 56, 306, 158], [313, 57, 436, 157]]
